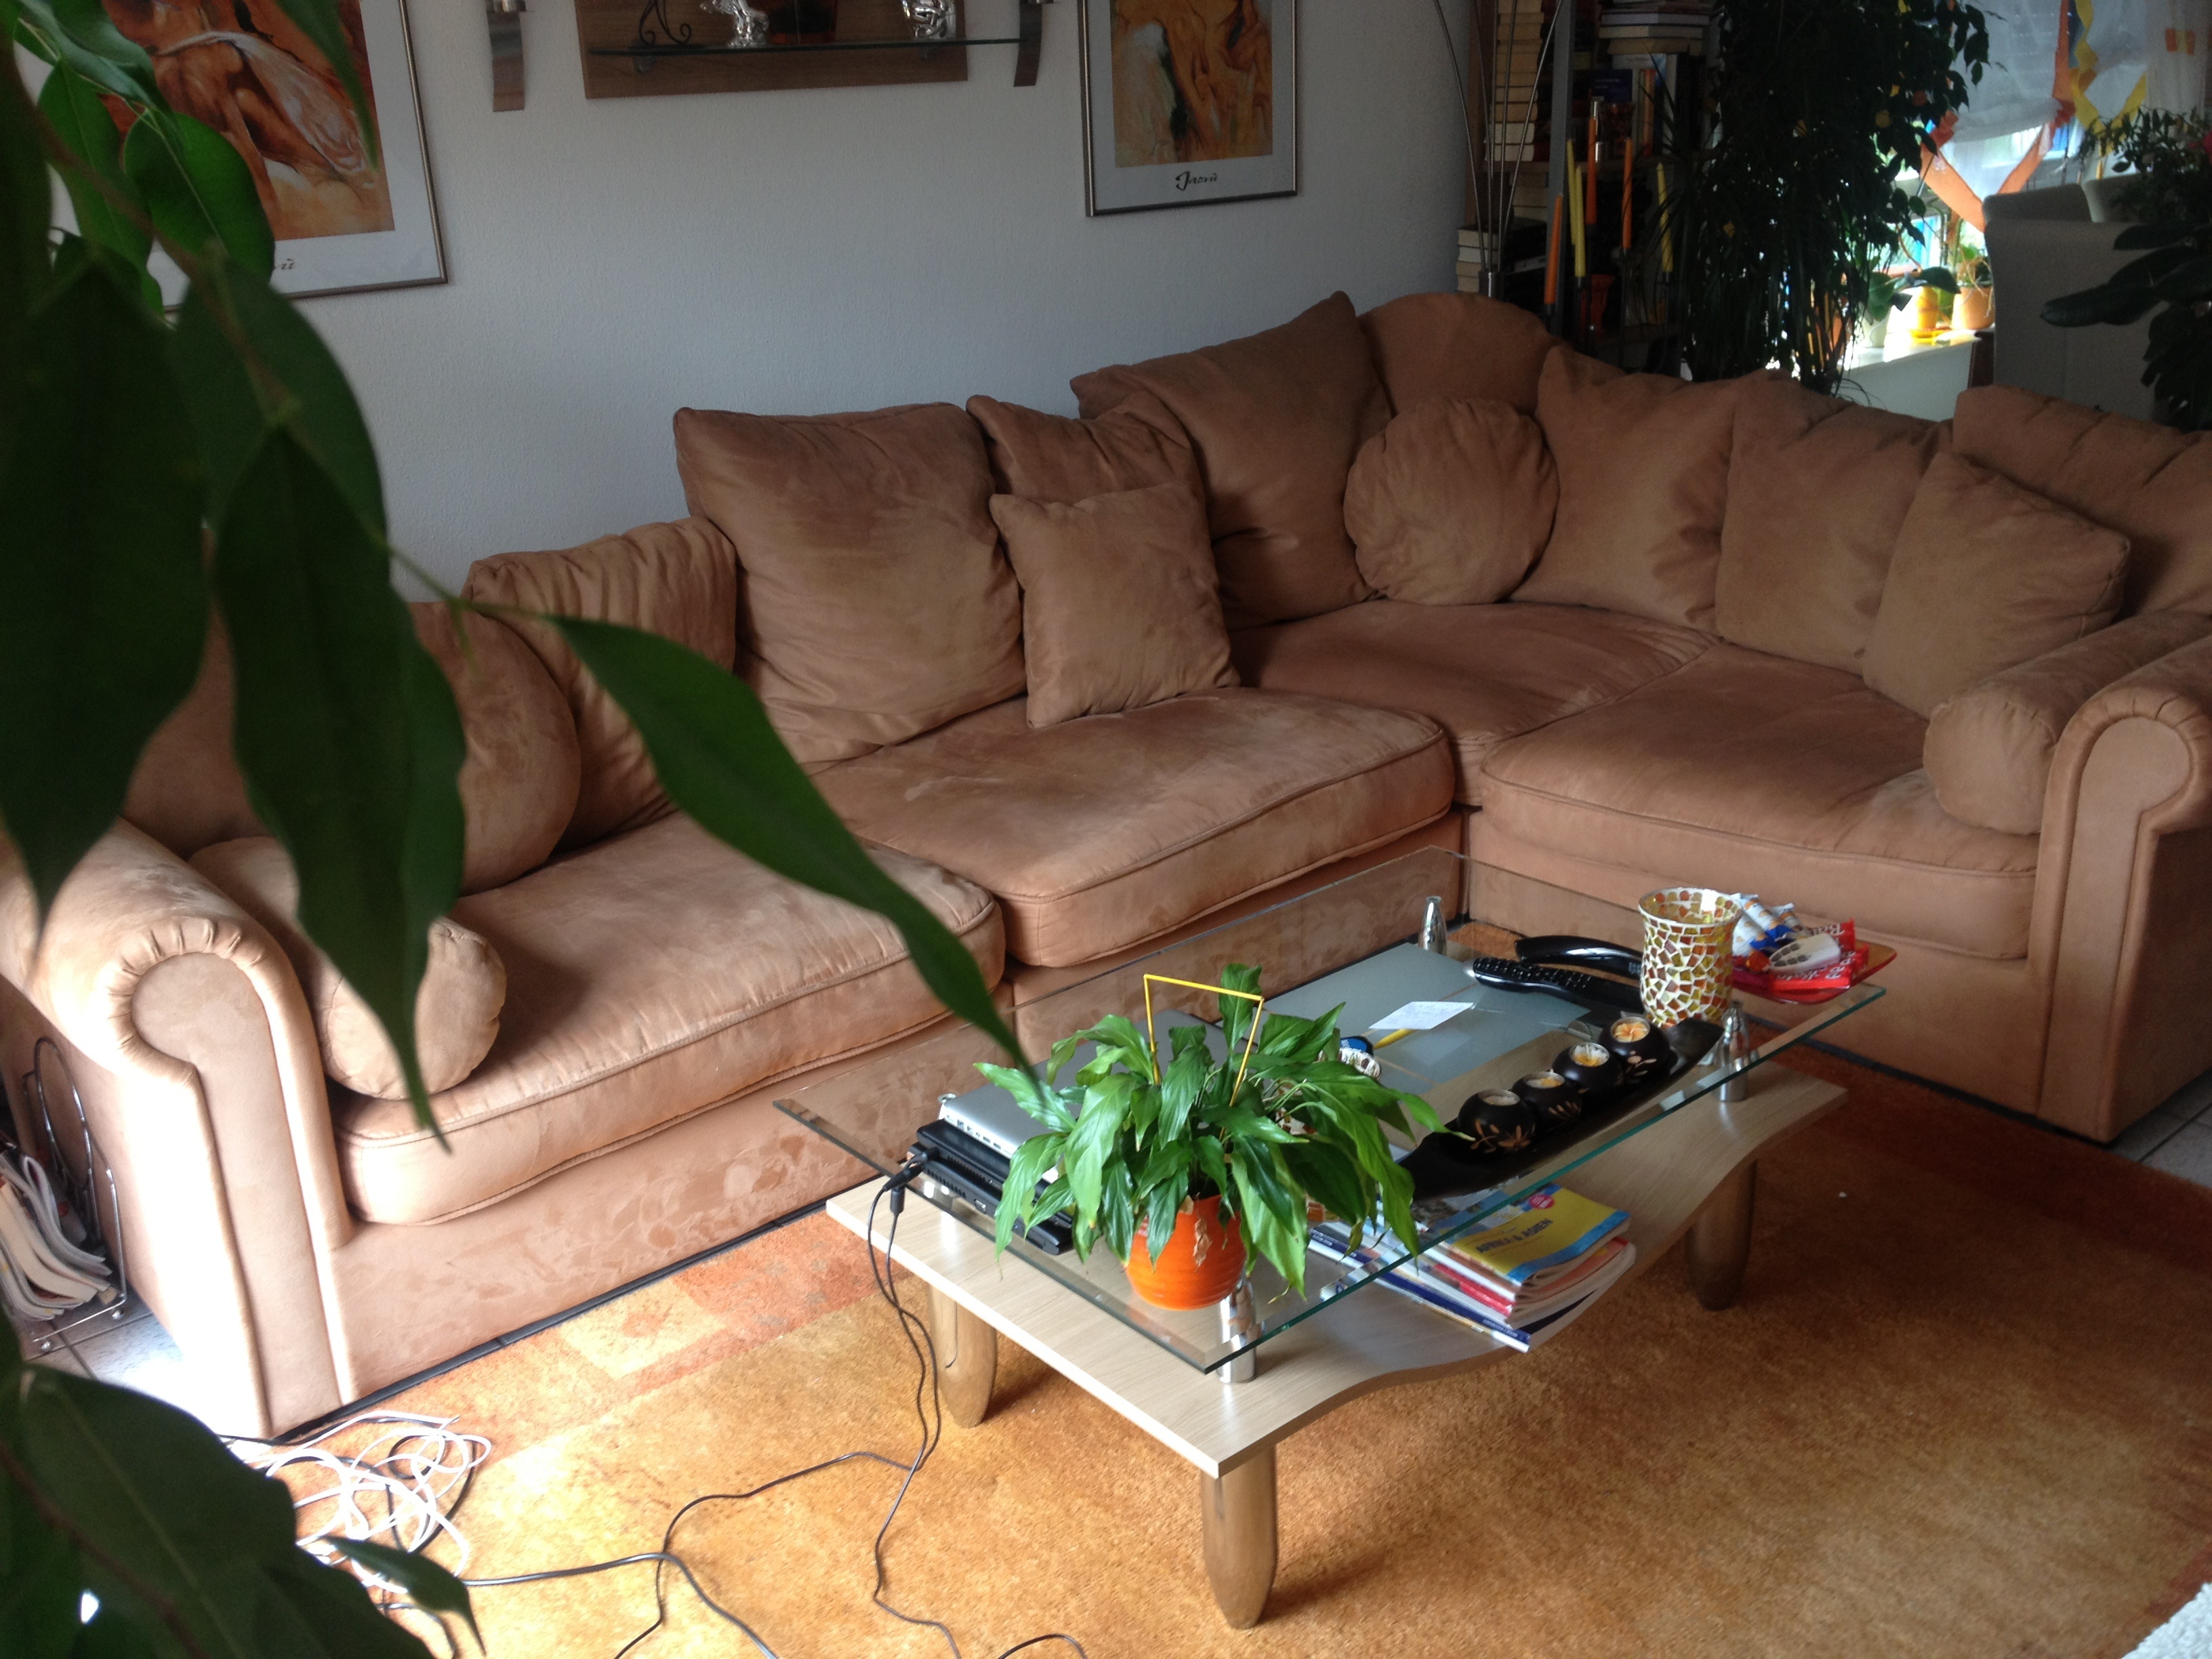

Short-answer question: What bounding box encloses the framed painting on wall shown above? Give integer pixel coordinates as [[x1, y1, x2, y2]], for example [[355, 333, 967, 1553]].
[[1078, 0, 1296, 216], [104, 0, 446, 301]]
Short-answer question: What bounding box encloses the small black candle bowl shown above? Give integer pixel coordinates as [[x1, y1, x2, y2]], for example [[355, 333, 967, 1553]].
[[1454, 1088, 1538, 1154], [1603, 1015, 1672, 1078], [1514, 1069, 1583, 1129], [1553, 1040, 1622, 1098]]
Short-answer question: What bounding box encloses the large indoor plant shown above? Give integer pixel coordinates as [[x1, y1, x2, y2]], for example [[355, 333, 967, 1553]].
[[2042, 110, 2212, 431], [0, 0, 1017, 1646], [983, 966, 1441, 1306], [1661, 0, 1988, 388]]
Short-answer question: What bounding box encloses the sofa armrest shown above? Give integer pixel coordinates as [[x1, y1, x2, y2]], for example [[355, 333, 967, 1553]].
[[2031, 632, 2212, 1138], [1925, 612, 2212, 834], [0, 823, 352, 1432]]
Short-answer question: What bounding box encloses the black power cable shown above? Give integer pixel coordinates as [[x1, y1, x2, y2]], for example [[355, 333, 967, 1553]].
[[464, 1160, 1088, 1659]]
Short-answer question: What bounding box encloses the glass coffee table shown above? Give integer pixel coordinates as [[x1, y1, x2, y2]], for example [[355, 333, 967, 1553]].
[[777, 846, 1879, 1626]]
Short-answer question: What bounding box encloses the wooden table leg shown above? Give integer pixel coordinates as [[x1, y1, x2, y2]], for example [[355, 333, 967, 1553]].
[[925, 1284, 997, 1429], [1200, 1446, 1277, 1629], [1684, 1159, 1757, 1311]]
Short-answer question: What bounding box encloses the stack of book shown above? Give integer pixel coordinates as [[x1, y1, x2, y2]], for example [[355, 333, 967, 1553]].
[[1488, 0, 1547, 163], [1311, 1185, 1636, 1351], [1596, 2, 1710, 56], [1455, 219, 1549, 295]]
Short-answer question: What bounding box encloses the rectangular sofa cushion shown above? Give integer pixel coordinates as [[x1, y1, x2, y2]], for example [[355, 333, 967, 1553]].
[[1231, 600, 1711, 806], [1477, 644, 2041, 959], [1511, 351, 1740, 630], [1715, 376, 1945, 674], [673, 403, 1024, 766], [1863, 451, 2130, 718], [1923, 611, 2212, 834], [1355, 291, 1563, 416], [335, 815, 1004, 1225], [462, 518, 736, 848], [989, 482, 1237, 727], [814, 689, 1453, 967], [1071, 293, 1390, 630], [966, 390, 1202, 503], [1953, 382, 2212, 615], [1345, 398, 1558, 606]]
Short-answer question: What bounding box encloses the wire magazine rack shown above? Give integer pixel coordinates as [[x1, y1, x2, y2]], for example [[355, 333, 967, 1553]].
[[9, 1036, 131, 1353]]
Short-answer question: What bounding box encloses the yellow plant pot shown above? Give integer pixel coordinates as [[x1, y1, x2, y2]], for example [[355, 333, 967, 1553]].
[[1910, 285, 1949, 340]]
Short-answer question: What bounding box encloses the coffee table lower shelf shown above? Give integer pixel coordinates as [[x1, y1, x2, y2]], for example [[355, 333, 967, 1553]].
[[824, 1065, 1847, 1627]]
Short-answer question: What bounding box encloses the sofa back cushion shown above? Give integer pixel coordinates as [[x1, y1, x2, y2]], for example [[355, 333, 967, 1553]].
[[1071, 292, 1390, 630], [192, 836, 507, 1099], [1345, 397, 1557, 605], [674, 403, 1023, 769], [1863, 451, 2131, 717], [1923, 611, 2212, 834], [1355, 291, 1563, 415], [966, 390, 1202, 503], [125, 607, 581, 893], [1953, 383, 2212, 615], [463, 517, 735, 847], [990, 481, 1237, 726], [1715, 376, 1946, 674], [1511, 351, 1740, 630]]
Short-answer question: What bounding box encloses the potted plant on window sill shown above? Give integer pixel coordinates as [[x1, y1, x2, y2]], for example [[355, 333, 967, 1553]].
[[980, 966, 1443, 1309]]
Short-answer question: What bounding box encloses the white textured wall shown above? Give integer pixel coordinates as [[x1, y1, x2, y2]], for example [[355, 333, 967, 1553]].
[[300, 0, 1472, 588]]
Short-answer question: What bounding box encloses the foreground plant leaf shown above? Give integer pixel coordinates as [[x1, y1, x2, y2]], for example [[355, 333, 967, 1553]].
[[0, 261, 207, 914], [215, 430, 465, 1123], [35, 60, 149, 280], [121, 111, 274, 279], [327, 1539, 480, 1647], [552, 617, 1024, 1065], [174, 264, 386, 535]]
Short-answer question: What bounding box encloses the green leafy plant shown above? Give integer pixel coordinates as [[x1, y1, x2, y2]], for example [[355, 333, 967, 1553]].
[[2, 0, 1025, 1647], [1660, 0, 1988, 389], [981, 966, 1443, 1295], [2044, 111, 2212, 431], [1868, 264, 1959, 312]]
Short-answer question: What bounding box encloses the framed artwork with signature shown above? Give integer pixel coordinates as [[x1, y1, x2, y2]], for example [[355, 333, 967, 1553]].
[[108, 0, 445, 301], [1078, 0, 1296, 216]]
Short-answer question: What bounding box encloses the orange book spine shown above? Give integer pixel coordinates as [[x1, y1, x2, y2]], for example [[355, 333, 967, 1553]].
[[1544, 197, 1563, 306]]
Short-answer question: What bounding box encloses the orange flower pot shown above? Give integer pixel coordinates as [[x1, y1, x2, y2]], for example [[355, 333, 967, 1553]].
[[1124, 1195, 1246, 1310]]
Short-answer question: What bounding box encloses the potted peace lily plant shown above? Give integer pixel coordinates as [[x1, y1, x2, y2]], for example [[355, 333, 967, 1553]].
[[979, 966, 1442, 1309]]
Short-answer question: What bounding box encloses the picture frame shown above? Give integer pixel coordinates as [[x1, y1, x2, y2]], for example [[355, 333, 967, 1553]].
[[119, 0, 446, 303], [1078, 0, 1296, 216]]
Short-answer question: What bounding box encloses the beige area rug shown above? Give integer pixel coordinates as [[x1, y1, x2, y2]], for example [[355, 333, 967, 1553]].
[[386, 1050, 2212, 1658]]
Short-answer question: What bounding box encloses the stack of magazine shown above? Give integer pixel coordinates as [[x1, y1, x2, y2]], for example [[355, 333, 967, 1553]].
[[1311, 1185, 1635, 1351]]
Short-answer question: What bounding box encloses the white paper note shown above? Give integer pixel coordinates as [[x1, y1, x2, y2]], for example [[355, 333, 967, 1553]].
[[1367, 1000, 1476, 1034]]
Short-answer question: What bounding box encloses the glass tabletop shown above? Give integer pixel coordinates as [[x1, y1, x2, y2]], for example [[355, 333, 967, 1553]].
[[775, 846, 1881, 1374]]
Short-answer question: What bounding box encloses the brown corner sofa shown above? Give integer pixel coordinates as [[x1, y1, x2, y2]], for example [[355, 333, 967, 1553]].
[[5, 289, 2209, 1435]]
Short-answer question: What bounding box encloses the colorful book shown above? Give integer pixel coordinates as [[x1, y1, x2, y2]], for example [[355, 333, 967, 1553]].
[[1438, 1185, 1629, 1288]]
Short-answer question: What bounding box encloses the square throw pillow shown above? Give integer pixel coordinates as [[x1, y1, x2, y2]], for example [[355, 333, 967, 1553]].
[[1953, 382, 2212, 615], [1714, 375, 1945, 674], [1345, 397, 1558, 605], [1356, 291, 1563, 416], [989, 481, 1237, 728], [674, 403, 1024, 766], [1070, 291, 1391, 630], [1512, 350, 1740, 630], [1863, 451, 2131, 718], [966, 390, 1202, 504]]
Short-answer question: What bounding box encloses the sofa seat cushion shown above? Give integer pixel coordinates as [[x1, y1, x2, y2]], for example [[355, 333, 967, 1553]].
[[813, 690, 1454, 968], [334, 815, 1004, 1225], [1230, 601, 1713, 806], [1478, 645, 2041, 958]]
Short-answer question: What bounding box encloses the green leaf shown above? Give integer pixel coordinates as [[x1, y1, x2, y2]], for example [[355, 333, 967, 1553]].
[[324, 1540, 478, 1646], [12, 0, 159, 103], [121, 111, 274, 279], [994, 1133, 1063, 1250], [1157, 1044, 1206, 1147], [268, 0, 379, 172], [551, 617, 1024, 1065], [2042, 283, 2162, 329], [37, 60, 150, 280], [215, 430, 464, 1123], [172, 268, 384, 533], [0, 1464, 81, 1659], [1062, 1076, 1131, 1225], [1141, 1170, 1186, 1266], [1280, 1141, 1369, 1235], [0, 262, 207, 916], [1097, 1163, 1136, 1261], [2114, 220, 2196, 250], [974, 1063, 1069, 1132], [258, 1551, 433, 1658]]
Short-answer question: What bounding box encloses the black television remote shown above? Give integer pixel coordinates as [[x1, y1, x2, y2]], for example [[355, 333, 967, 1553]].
[[1460, 955, 1645, 1015]]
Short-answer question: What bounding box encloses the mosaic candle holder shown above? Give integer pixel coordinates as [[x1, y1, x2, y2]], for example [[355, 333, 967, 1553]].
[[1637, 886, 1744, 1028]]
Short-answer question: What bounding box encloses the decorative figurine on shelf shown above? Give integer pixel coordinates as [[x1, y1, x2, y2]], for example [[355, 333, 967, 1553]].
[[901, 0, 951, 39], [702, 0, 768, 46]]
